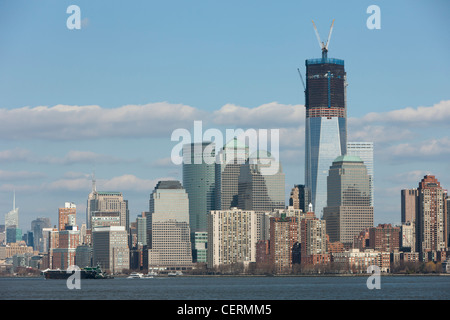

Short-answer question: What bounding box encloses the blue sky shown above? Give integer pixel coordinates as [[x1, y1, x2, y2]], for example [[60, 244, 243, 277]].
[[0, 0, 449, 231]]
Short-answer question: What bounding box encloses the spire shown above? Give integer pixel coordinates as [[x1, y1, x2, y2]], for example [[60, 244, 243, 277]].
[[13, 190, 16, 210], [92, 171, 97, 193]]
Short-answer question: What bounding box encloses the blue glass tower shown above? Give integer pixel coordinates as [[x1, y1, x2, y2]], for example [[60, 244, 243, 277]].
[[304, 42, 347, 218]]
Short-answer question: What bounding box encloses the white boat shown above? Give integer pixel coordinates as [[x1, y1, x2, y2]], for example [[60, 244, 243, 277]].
[[127, 272, 144, 279], [168, 271, 183, 277]]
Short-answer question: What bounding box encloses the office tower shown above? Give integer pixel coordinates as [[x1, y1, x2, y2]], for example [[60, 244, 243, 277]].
[[6, 226, 22, 243], [269, 214, 298, 273], [5, 192, 19, 230], [91, 211, 121, 228], [136, 214, 147, 247], [289, 185, 311, 213], [215, 138, 249, 210], [347, 142, 374, 206], [182, 142, 216, 262], [273, 206, 306, 243], [401, 189, 418, 224], [207, 208, 257, 269], [75, 244, 92, 268], [300, 212, 327, 262], [193, 231, 208, 263], [51, 227, 80, 269], [416, 175, 446, 253], [92, 226, 129, 274], [368, 224, 400, 253], [31, 217, 51, 252], [238, 151, 285, 212], [323, 155, 373, 247], [401, 222, 415, 252], [304, 28, 347, 219], [58, 202, 76, 231], [86, 177, 129, 232], [148, 181, 193, 269]]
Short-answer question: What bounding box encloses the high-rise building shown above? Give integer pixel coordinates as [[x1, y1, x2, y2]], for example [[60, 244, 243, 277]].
[[289, 185, 311, 213], [86, 178, 129, 232], [323, 155, 373, 247], [401, 189, 419, 224], [31, 217, 51, 252], [238, 151, 285, 213], [401, 222, 415, 252], [368, 224, 400, 253], [300, 212, 327, 262], [51, 227, 80, 269], [92, 226, 129, 274], [347, 142, 374, 206], [269, 214, 298, 273], [148, 181, 193, 270], [182, 142, 216, 262], [304, 35, 347, 218], [215, 138, 249, 210], [91, 211, 121, 228], [6, 226, 22, 243], [58, 202, 76, 231], [416, 175, 446, 253], [5, 192, 19, 230], [207, 208, 257, 269], [136, 214, 147, 247]]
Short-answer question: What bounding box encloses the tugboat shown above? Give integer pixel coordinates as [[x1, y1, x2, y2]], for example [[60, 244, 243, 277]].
[[42, 264, 112, 279]]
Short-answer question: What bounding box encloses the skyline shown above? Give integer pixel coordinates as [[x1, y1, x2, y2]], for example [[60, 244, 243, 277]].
[[0, 1, 450, 231]]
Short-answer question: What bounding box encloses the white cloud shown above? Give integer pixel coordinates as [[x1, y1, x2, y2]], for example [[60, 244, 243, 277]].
[[213, 102, 305, 128], [0, 170, 46, 181], [0, 102, 205, 140]]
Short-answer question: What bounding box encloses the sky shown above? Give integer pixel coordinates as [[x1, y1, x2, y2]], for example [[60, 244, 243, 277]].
[[0, 0, 449, 231]]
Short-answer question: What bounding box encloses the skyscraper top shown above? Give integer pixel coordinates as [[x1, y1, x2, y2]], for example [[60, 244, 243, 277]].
[[155, 180, 183, 190], [333, 155, 363, 163]]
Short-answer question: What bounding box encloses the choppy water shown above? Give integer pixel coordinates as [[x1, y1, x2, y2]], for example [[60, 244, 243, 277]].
[[0, 275, 449, 300]]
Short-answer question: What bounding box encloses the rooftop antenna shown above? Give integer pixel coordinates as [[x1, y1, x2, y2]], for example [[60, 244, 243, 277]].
[[13, 189, 16, 210], [312, 19, 335, 59], [92, 171, 97, 193]]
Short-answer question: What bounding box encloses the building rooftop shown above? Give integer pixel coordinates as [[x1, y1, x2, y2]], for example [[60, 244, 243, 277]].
[[333, 155, 363, 163], [155, 180, 183, 190]]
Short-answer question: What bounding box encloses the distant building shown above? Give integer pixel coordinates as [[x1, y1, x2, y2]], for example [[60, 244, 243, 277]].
[[87, 177, 129, 232], [5, 192, 19, 230], [91, 211, 121, 228], [323, 155, 374, 247], [368, 224, 400, 253], [148, 181, 193, 270], [51, 228, 80, 269], [75, 245, 92, 268], [208, 208, 257, 269], [6, 226, 22, 243], [92, 226, 129, 274], [0, 241, 34, 259], [183, 142, 216, 262], [136, 214, 147, 247], [401, 222, 415, 252], [289, 185, 311, 213], [31, 217, 51, 252], [269, 214, 298, 273], [347, 142, 374, 206], [58, 202, 76, 231], [300, 212, 327, 263], [401, 189, 418, 224], [215, 138, 249, 211], [416, 175, 446, 253], [238, 151, 285, 213]]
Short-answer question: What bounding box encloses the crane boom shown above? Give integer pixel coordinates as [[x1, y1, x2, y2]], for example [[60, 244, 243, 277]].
[[325, 19, 335, 50], [311, 19, 324, 50], [297, 68, 306, 91]]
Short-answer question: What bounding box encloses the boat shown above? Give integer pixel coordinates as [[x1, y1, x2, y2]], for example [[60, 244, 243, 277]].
[[127, 272, 144, 279], [168, 271, 183, 277], [42, 265, 112, 279]]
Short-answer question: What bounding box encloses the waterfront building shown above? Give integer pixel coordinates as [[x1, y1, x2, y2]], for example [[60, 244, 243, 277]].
[[207, 208, 257, 269], [269, 214, 298, 273], [92, 226, 129, 274], [401, 221, 415, 252], [148, 181, 193, 270], [300, 212, 327, 263], [368, 224, 400, 253], [416, 175, 447, 253]]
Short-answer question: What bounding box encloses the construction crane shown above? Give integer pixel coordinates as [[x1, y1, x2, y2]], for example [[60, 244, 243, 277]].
[[297, 68, 306, 92], [312, 19, 334, 58]]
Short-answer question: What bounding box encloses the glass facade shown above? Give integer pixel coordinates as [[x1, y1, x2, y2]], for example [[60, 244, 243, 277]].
[[304, 55, 347, 218], [182, 142, 216, 234], [305, 117, 346, 217], [347, 142, 374, 207]]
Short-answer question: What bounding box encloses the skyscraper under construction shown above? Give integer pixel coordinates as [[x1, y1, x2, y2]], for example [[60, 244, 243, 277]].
[[304, 20, 347, 217]]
